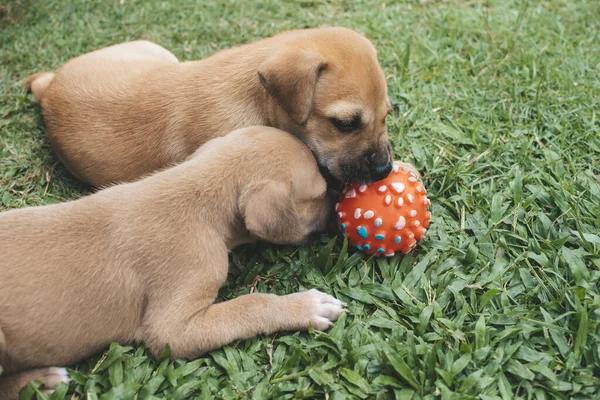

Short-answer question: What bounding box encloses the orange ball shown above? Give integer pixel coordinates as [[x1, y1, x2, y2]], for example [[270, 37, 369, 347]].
[[336, 163, 431, 257]]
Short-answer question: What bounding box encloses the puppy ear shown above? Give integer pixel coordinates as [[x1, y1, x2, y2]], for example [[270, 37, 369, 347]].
[[239, 180, 304, 244], [258, 48, 326, 125]]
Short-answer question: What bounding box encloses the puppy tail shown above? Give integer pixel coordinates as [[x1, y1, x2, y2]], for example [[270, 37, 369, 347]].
[[24, 72, 55, 102]]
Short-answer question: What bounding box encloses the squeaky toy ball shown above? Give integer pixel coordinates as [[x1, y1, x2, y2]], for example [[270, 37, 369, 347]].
[[336, 162, 431, 257]]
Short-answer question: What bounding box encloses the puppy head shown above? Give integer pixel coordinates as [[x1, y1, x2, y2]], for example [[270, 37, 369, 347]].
[[238, 152, 332, 245], [258, 27, 393, 185]]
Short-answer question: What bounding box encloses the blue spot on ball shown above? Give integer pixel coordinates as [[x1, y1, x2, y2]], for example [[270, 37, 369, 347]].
[[357, 226, 368, 239], [341, 223, 346, 230], [395, 236, 401, 243], [377, 248, 385, 253], [364, 244, 371, 251], [375, 233, 385, 240], [356, 245, 363, 251]]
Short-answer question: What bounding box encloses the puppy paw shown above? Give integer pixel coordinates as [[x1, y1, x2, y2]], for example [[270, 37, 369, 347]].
[[299, 289, 345, 331], [36, 367, 70, 395]]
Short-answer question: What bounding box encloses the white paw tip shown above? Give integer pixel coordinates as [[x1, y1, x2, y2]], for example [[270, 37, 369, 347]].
[[40, 367, 71, 391], [307, 289, 343, 329]]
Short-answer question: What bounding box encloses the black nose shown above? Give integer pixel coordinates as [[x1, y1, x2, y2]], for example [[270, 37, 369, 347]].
[[370, 161, 393, 181], [367, 150, 393, 181]]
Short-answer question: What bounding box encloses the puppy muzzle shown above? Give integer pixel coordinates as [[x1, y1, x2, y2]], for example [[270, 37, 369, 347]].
[[335, 144, 392, 185], [366, 142, 393, 180]]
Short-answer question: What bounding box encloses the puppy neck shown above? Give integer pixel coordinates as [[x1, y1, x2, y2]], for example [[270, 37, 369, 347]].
[[168, 51, 273, 148]]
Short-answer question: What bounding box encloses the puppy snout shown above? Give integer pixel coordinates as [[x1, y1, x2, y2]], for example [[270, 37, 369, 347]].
[[367, 149, 392, 181]]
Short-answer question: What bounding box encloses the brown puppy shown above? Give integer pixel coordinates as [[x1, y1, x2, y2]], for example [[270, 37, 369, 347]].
[[0, 127, 343, 398], [25, 27, 395, 187]]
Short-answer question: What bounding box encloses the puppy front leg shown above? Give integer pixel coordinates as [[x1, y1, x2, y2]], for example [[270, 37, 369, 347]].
[[147, 289, 343, 359]]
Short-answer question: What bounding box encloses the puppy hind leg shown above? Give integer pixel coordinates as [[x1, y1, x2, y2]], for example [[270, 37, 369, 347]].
[[148, 289, 344, 360], [0, 367, 70, 399], [100, 40, 179, 63], [135, 41, 179, 63]]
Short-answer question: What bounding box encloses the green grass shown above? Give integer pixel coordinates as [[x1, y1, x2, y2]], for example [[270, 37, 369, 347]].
[[1, 0, 600, 398]]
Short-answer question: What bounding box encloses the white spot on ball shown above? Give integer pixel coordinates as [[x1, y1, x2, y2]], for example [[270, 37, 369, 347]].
[[391, 182, 405, 193], [364, 210, 375, 219], [395, 216, 406, 230], [374, 218, 383, 227], [359, 185, 367, 192], [345, 188, 356, 198], [392, 164, 399, 172], [337, 212, 343, 219], [408, 233, 415, 239], [410, 209, 417, 217], [385, 194, 391, 205], [335, 202, 339, 211], [414, 220, 421, 227], [397, 197, 404, 207], [354, 208, 362, 219], [407, 193, 414, 203], [378, 185, 387, 193], [416, 185, 423, 193], [408, 176, 417, 182]]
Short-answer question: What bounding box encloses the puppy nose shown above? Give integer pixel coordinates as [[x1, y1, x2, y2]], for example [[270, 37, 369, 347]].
[[367, 151, 393, 181], [370, 161, 393, 180]]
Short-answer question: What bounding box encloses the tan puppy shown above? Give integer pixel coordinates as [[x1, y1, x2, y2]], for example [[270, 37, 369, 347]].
[[0, 127, 343, 398], [25, 27, 395, 187]]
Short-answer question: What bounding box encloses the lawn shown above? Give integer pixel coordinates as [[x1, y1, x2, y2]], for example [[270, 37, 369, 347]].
[[1, 0, 600, 399]]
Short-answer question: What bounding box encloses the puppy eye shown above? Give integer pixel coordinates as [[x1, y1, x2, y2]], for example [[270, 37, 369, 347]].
[[330, 115, 362, 133]]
